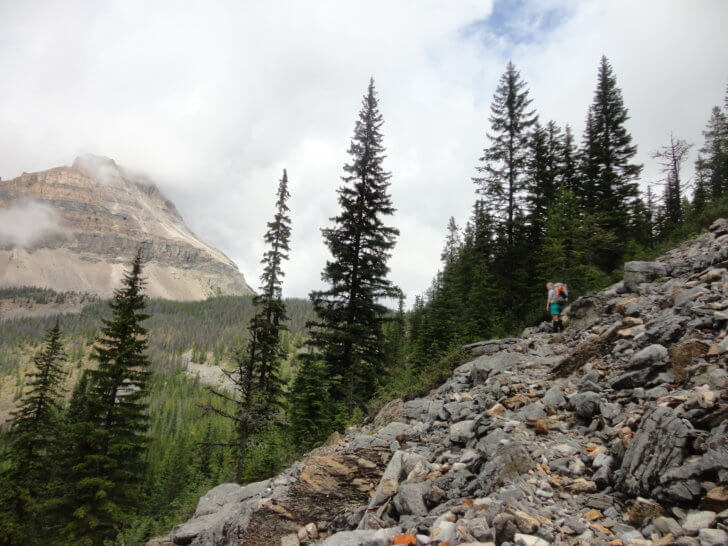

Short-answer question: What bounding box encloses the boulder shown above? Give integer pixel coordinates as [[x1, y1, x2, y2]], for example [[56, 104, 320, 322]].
[[450, 419, 476, 444], [624, 261, 668, 292], [569, 391, 602, 420], [613, 407, 694, 498]]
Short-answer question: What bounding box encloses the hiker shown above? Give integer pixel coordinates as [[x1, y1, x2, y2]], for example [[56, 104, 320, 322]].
[[546, 282, 568, 332]]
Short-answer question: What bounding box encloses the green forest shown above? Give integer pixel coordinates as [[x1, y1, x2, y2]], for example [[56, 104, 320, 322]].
[[1, 57, 727, 545]]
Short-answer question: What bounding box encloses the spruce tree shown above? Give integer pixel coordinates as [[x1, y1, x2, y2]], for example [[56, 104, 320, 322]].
[[474, 61, 538, 252], [1, 322, 67, 544], [252, 169, 292, 407], [61, 250, 151, 544], [202, 170, 291, 481], [307, 78, 400, 411], [580, 56, 642, 271]]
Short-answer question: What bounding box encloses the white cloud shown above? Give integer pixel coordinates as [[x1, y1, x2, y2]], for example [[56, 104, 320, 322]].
[[0, 199, 62, 247], [0, 0, 726, 304]]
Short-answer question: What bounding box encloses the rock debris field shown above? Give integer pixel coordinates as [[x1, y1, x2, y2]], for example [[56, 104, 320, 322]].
[[151, 219, 728, 546]]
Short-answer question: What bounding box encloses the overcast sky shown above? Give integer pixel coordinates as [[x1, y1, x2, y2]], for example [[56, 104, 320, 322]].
[[1, 0, 726, 305]]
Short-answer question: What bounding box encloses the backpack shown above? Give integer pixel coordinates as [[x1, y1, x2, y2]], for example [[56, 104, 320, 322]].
[[553, 283, 568, 305]]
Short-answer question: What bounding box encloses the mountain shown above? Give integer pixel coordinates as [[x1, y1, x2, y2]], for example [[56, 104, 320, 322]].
[[152, 219, 728, 545], [0, 155, 253, 300]]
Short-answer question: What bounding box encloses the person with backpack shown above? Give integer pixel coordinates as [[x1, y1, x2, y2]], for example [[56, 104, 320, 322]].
[[546, 282, 568, 332]]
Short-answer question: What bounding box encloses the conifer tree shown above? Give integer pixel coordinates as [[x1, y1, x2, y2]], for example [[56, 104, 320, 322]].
[[202, 170, 291, 481], [580, 56, 642, 270], [61, 250, 151, 544], [289, 357, 332, 448], [474, 61, 538, 252], [251, 169, 292, 407], [441, 217, 461, 265], [526, 121, 561, 247], [307, 78, 400, 411], [1, 322, 67, 544], [561, 124, 581, 194], [697, 105, 728, 200]]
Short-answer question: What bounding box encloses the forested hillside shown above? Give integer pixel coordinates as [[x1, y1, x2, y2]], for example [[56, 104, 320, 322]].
[[0, 291, 315, 544]]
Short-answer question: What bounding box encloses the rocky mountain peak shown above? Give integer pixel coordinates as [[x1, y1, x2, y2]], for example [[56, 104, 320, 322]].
[[152, 219, 728, 545], [0, 157, 253, 300]]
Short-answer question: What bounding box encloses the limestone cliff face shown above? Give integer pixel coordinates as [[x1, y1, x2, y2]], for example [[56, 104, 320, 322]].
[[0, 155, 254, 300]]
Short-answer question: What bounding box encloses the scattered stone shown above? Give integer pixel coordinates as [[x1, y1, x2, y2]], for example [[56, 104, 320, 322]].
[[681, 511, 717, 535], [703, 486, 728, 512], [652, 516, 684, 537], [487, 403, 506, 418], [514, 533, 549, 546], [698, 528, 728, 546]]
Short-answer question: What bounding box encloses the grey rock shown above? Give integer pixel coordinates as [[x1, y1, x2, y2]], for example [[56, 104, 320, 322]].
[[614, 407, 694, 498], [568, 391, 602, 419], [194, 480, 269, 517], [477, 441, 534, 495], [516, 403, 547, 421], [541, 385, 566, 408], [476, 429, 509, 459], [624, 261, 668, 291], [393, 482, 430, 516], [652, 516, 684, 537], [401, 399, 444, 422], [470, 352, 525, 385], [628, 343, 668, 368], [369, 451, 404, 508], [645, 310, 690, 345], [450, 419, 476, 444], [514, 533, 549, 546], [698, 528, 728, 545], [492, 513, 518, 546], [682, 511, 717, 535], [376, 421, 412, 440]]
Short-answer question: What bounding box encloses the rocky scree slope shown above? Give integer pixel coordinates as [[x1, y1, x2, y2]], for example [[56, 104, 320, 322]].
[[0, 155, 253, 300], [151, 220, 728, 546]]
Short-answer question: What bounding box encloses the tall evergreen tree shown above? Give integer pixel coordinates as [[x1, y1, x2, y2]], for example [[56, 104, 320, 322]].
[[474, 61, 538, 252], [1, 323, 67, 544], [580, 56, 642, 270], [252, 169, 292, 406], [61, 250, 151, 544], [307, 78, 400, 411], [203, 170, 292, 481]]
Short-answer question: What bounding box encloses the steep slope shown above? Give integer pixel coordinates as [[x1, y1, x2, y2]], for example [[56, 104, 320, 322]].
[[0, 155, 253, 300], [152, 220, 728, 546]]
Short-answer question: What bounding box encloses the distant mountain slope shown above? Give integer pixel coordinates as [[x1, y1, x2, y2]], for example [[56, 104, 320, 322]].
[[0, 155, 253, 300]]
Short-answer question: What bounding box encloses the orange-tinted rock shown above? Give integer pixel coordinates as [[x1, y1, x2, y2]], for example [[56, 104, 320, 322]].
[[391, 533, 417, 545]]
